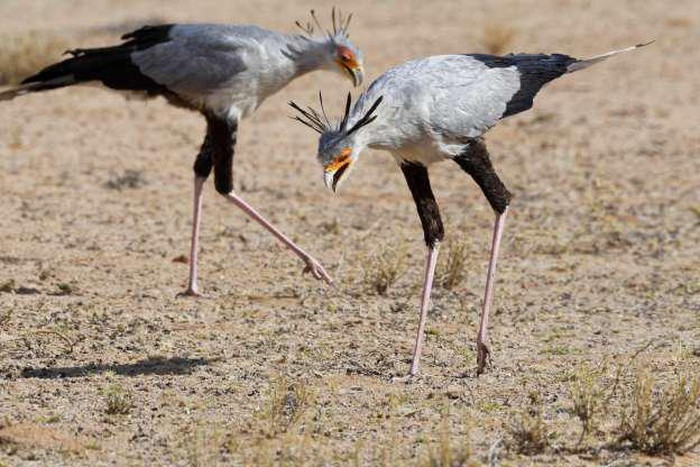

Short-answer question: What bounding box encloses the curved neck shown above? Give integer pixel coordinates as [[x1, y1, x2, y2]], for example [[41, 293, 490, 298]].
[[283, 35, 334, 77]]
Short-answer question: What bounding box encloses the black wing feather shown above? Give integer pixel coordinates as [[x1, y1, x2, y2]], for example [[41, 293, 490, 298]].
[[467, 53, 577, 117]]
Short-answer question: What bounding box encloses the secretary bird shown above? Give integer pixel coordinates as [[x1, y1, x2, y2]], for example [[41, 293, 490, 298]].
[[0, 10, 364, 296], [291, 42, 651, 376]]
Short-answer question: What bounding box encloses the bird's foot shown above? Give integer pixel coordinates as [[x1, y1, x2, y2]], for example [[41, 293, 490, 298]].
[[301, 255, 334, 285], [476, 340, 492, 376], [177, 287, 206, 298]]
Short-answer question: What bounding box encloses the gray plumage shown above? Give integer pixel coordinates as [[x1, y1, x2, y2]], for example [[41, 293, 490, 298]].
[[130, 24, 361, 117], [314, 42, 651, 175], [1, 21, 365, 120]]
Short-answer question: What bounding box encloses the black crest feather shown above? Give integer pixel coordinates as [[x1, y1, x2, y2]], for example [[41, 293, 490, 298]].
[[346, 96, 383, 135], [294, 8, 352, 39], [289, 93, 383, 137]]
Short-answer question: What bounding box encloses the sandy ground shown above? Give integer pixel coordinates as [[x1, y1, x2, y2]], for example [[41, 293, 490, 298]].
[[0, 0, 699, 465]]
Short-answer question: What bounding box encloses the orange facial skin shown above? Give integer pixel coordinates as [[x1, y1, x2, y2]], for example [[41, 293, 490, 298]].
[[335, 46, 359, 71], [324, 147, 352, 173]]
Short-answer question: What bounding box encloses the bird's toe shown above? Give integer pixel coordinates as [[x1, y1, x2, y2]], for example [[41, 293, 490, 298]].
[[476, 341, 492, 375], [176, 288, 206, 299], [302, 258, 334, 285]]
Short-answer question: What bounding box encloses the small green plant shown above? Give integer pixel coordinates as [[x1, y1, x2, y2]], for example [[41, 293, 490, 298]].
[[437, 238, 469, 290], [104, 384, 132, 415], [34, 414, 60, 424], [617, 370, 700, 455], [56, 282, 74, 295], [361, 242, 407, 295]]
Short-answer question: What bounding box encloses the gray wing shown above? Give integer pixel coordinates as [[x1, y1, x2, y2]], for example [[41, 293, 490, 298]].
[[131, 24, 263, 95], [417, 55, 521, 138], [353, 56, 521, 151]]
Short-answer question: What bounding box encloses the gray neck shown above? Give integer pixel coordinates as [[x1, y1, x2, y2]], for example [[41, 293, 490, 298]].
[[283, 35, 334, 78]]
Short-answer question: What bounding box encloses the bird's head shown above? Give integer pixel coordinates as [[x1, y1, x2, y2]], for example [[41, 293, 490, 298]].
[[294, 8, 364, 87], [317, 131, 359, 192], [290, 92, 383, 193], [331, 36, 364, 87]]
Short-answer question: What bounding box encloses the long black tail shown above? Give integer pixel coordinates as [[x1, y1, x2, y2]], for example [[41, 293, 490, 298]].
[[0, 24, 173, 101]]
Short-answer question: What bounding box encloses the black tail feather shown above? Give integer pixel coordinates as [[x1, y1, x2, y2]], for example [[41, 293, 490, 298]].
[[0, 78, 74, 101], [4, 24, 174, 100]]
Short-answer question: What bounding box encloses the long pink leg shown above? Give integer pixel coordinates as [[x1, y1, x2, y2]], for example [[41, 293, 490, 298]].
[[476, 207, 508, 374], [224, 192, 333, 284], [179, 175, 206, 297], [409, 244, 440, 376]]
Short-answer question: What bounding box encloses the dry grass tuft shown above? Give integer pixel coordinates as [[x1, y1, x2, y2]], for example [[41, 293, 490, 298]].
[[262, 378, 312, 436], [617, 370, 700, 455], [0, 31, 69, 85], [184, 422, 227, 467], [510, 412, 549, 455], [569, 362, 621, 444], [508, 393, 550, 455], [56, 282, 76, 295], [0, 279, 15, 293], [105, 170, 148, 190], [421, 421, 476, 467], [437, 237, 470, 290], [32, 329, 75, 354], [104, 384, 133, 415], [361, 242, 407, 295], [481, 23, 516, 55]]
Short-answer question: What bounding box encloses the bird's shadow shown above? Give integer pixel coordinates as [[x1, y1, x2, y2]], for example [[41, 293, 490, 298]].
[[20, 356, 216, 379]]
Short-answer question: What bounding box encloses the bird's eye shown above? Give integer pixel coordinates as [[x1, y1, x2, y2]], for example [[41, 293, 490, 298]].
[[337, 47, 354, 62]]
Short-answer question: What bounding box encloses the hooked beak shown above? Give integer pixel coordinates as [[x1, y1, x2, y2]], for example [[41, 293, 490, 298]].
[[339, 62, 364, 87], [350, 65, 364, 87], [323, 160, 352, 193]]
